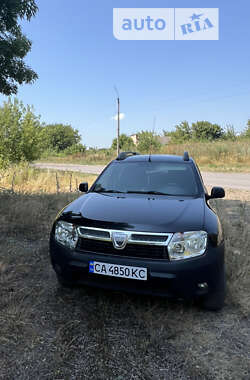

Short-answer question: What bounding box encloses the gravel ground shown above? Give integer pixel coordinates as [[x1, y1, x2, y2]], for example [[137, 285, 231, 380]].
[[0, 191, 249, 380]]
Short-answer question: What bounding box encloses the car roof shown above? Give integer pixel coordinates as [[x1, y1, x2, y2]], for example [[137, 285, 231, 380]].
[[115, 154, 195, 163]]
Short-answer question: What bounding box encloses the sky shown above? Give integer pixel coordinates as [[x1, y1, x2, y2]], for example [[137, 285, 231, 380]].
[[1, 0, 250, 147]]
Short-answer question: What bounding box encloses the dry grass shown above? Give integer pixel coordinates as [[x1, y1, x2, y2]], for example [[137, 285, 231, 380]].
[[160, 140, 250, 172], [0, 189, 249, 379], [39, 140, 250, 172], [0, 164, 97, 194], [41, 148, 116, 166]]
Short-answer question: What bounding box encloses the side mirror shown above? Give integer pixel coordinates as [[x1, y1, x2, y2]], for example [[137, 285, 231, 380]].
[[79, 182, 88, 192], [210, 186, 225, 199]]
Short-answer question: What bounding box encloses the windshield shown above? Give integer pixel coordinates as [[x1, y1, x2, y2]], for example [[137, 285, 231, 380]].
[[92, 161, 200, 196]]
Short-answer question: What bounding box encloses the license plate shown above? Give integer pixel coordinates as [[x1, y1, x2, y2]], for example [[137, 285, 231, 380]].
[[89, 261, 147, 281]]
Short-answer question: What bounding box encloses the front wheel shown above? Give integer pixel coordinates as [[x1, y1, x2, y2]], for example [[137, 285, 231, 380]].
[[199, 268, 226, 311]]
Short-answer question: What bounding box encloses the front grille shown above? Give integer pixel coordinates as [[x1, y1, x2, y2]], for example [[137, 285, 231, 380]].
[[76, 238, 168, 260], [78, 227, 110, 239], [130, 234, 169, 243]]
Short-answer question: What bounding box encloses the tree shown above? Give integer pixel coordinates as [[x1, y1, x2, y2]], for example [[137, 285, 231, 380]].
[[0, 98, 43, 167], [42, 124, 82, 152], [0, 0, 38, 95], [165, 121, 191, 142], [242, 120, 250, 138], [19, 105, 44, 161], [191, 121, 224, 141], [136, 131, 161, 153], [223, 125, 237, 140], [167, 120, 224, 142], [111, 134, 135, 151]]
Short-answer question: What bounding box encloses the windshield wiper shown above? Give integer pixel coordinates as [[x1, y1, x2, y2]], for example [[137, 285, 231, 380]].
[[126, 191, 172, 196], [92, 188, 125, 194]]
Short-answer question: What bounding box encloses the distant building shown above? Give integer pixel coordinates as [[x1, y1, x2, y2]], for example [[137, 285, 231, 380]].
[[130, 134, 170, 146], [130, 134, 138, 145]]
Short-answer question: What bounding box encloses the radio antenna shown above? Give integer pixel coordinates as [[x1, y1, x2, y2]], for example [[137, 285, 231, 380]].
[[114, 86, 120, 156]]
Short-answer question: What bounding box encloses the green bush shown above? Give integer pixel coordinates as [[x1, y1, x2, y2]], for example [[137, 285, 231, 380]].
[[137, 131, 161, 153], [0, 98, 43, 168], [111, 134, 135, 151], [241, 120, 250, 138], [41, 123, 81, 152], [62, 143, 86, 155]]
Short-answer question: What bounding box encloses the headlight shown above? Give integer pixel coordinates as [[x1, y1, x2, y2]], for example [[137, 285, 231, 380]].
[[168, 231, 207, 261], [55, 221, 78, 249]]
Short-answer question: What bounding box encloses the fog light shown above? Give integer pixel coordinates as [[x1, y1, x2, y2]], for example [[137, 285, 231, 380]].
[[198, 282, 208, 289]]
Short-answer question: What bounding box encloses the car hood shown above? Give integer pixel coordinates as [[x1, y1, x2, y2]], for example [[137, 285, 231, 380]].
[[61, 192, 205, 233]]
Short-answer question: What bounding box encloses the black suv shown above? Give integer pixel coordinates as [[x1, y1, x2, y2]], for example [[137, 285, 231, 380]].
[[50, 152, 226, 310]]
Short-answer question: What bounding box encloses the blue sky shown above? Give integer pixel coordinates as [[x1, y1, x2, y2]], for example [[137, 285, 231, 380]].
[[1, 0, 250, 147]]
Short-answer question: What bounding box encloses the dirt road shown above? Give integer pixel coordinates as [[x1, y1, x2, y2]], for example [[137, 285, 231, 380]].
[[33, 162, 250, 190]]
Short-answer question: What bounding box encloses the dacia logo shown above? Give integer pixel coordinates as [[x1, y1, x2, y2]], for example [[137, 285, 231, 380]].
[[181, 13, 214, 36], [111, 231, 128, 250]]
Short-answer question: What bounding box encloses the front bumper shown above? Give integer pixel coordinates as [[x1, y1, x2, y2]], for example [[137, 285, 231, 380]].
[[50, 237, 224, 300]]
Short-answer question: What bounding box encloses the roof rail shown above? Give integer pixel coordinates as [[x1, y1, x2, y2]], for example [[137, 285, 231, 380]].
[[116, 151, 140, 161], [183, 151, 189, 161]]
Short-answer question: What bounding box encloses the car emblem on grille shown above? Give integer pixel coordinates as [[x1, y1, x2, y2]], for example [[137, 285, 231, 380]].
[[111, 232, 128, 250]]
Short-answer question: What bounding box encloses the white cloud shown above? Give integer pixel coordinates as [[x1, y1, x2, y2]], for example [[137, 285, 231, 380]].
[[112, 113, 125, 121]]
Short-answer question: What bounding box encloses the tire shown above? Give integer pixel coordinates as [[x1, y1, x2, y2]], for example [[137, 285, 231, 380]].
[[199, 268, 226, 311]]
